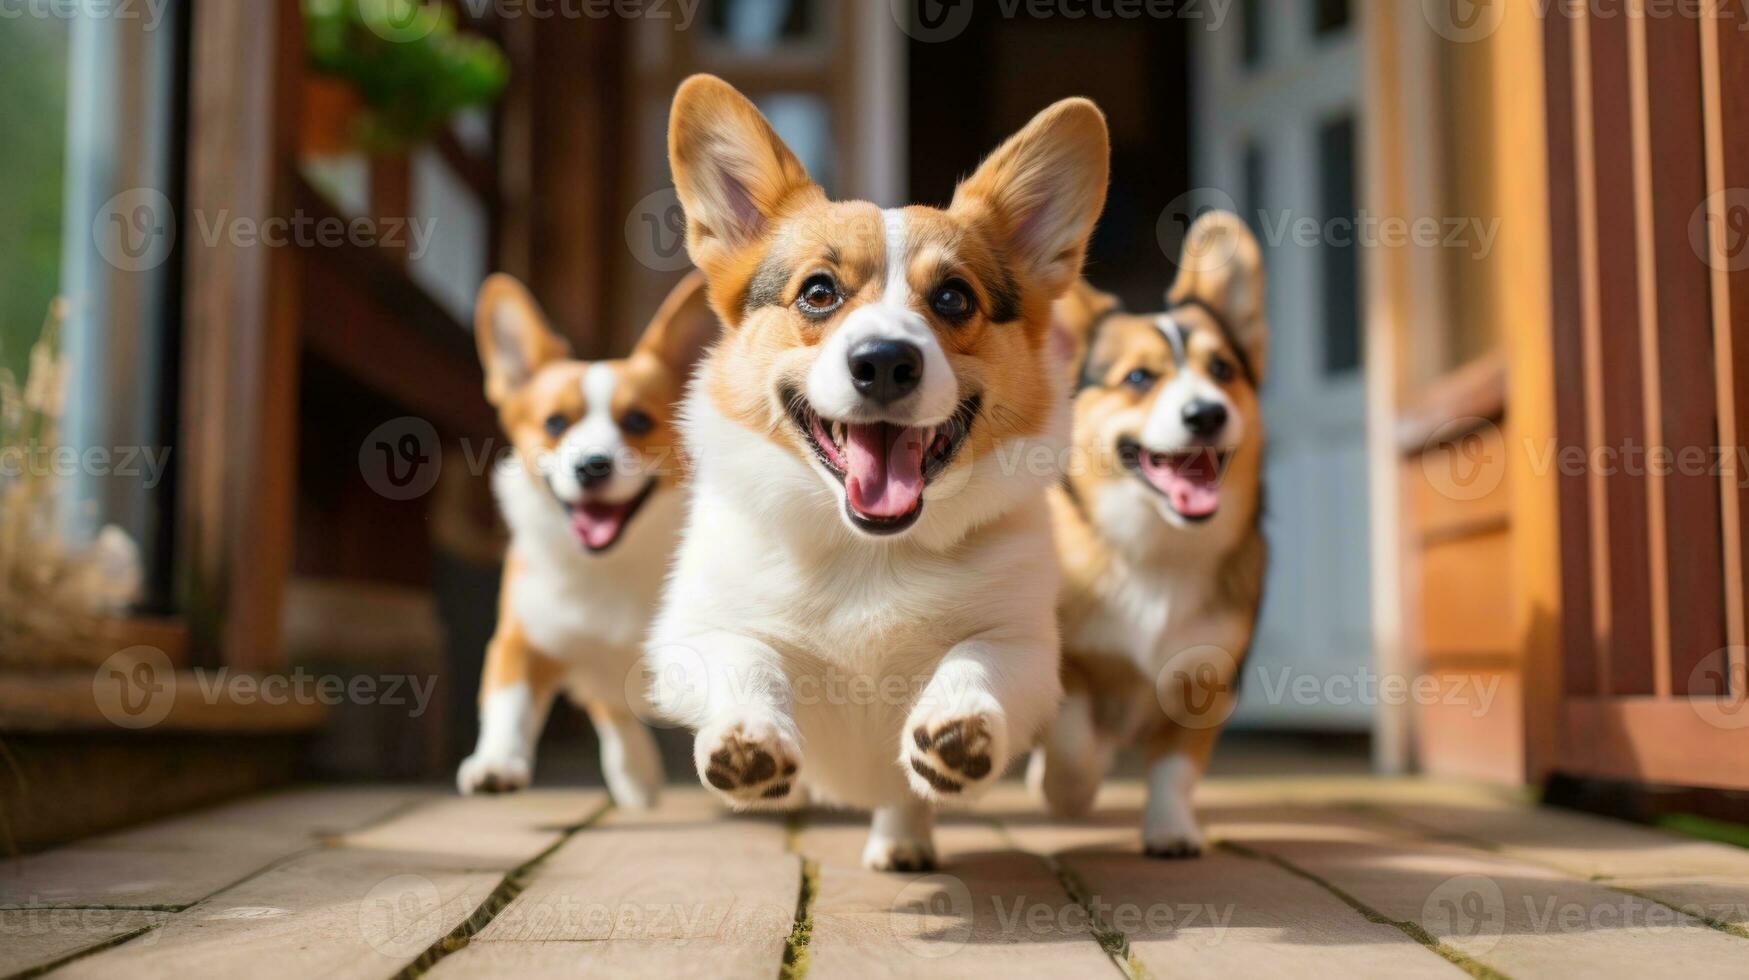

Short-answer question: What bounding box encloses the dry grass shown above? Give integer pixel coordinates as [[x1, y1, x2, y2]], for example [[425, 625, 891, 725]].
[[0, 300, 142, 670]]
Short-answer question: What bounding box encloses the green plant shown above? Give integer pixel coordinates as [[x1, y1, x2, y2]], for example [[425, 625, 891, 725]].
[[303, 0, 510, 151]]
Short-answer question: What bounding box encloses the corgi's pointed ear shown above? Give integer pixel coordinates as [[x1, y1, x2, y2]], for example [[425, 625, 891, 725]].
[[634, 270, 719, 378], [475, 274, 570, 406], [668, 74, 822, 280], [1051, 279, 1122, 385], [1168, 211, 1267, 381], [951, 98, 1110, 303]]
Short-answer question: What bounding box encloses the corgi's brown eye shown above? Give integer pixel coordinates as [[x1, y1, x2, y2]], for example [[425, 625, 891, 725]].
[[931, 279, 974, 321], [544, 413, 569, 437], [798, 274, 842, 316], [1208, 356, 1235, 383], [621, 409, 654, 436]]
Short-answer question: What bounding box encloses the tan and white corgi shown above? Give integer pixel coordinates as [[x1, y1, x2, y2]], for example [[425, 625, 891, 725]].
[[646, 75, 1108, 870], [458, 272, 718, 806], [1030, 212, 1267, 857]]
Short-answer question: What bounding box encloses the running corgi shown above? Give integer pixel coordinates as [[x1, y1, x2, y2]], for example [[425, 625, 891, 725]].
[[458, 272, 717, 806], [646, 75, 1109, 869], [1031, 212, 1268, 857]]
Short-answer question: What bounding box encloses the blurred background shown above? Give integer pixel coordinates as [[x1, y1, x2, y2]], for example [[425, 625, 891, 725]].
[[4, 0, 1746, 850]]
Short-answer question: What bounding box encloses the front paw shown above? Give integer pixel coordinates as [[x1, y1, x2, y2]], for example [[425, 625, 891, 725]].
[[457, 753, 531, 795], [903, 708, 1007, 802], [862, 834, 937, 873], [1142, 828, 1206, 859], [695, 719, 801, 808]]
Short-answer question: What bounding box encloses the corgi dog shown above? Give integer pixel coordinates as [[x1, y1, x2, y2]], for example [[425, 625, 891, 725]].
[[645, 75, 1108, 870], [457, 272, 718, 806], [1030, 212, 1267, 857]]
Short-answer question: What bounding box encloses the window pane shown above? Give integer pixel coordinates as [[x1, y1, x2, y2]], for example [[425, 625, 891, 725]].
[[756, 92, 834, 194], [0, 17, 70, 383], [409, 150, 489, 326], [704, 0, 819, 53], [1241, 141, 1266, 236], [1242, 0, 1266, 68], [1314, 0, 1351, 35], [1318, 114, 1362, 375]]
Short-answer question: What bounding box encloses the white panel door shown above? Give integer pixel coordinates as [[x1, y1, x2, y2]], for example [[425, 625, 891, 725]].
[[1192, 2, 1373, 729]]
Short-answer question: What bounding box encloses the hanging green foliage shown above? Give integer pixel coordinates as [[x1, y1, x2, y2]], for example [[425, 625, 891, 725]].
[[303, 0, 510, 151]]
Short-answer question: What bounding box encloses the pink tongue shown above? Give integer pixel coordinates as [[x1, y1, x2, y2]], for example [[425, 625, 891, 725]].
[[1139, 450, 1222, 518], [844, 423, 927, 519], [570, 502, 632, 550]]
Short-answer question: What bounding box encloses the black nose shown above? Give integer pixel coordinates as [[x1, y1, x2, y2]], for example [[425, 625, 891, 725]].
[[848, 339, 924, 405], [577, 454, 614, 489], [1182, 400, 1229, 438]]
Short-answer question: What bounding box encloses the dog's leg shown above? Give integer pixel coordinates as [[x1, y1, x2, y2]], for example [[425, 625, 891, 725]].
[[1028, 689, 1115, 819], [1138, 713, 1225, 858], [583, 699, 664, 810], [902, 628, 1061, 803], [458, 622, 564, 794], [652, 630, 802, 808], [862, 797, 937, 872]]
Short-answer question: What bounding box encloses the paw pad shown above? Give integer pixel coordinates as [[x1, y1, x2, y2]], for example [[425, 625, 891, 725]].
[[699, 725, 798, 804], [907, 716, 995, 795]]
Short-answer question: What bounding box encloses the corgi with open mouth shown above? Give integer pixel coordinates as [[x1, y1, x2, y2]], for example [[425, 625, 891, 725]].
[[457, 272, 717, 806], [646, 75, 1108, 870], [1030, 212, 1268, 857]]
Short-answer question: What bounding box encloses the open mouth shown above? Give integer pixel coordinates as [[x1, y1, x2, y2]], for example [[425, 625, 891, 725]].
[[783, 387, 980, 535], [561, 477, 657, 552], [1119, 439, 1232, 523]]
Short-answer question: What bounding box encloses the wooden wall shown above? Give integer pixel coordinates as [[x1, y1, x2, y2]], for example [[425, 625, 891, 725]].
[[1532, 0, 1749, 789]]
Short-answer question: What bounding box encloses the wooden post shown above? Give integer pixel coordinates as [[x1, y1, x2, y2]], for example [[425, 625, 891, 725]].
[[178, 0, 305, 670]]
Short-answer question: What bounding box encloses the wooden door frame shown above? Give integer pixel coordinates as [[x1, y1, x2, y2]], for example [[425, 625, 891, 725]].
[[179, 0, 306, 671], [1362, 0, 1563, 781]]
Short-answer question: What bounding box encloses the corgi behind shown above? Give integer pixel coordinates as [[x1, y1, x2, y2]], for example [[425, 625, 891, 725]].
[[1030, 212, 1268, 857], [646, 75, 1109, 870], [458, 272, 717, 806]]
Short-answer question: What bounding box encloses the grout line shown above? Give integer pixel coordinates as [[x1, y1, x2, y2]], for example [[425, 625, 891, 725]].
[[0, 903, 182, 913], [777, 810, 816, 980], [1608, 883, 1749, 941], [985, 819, 1151, 980], [1356, 804, 1749, 943], [1218, 840, 1513, 980], [391, 797, 615, 980], [184, 792, 445, 906], [3, 923, 161, 980], [4, 791, 445, 915]]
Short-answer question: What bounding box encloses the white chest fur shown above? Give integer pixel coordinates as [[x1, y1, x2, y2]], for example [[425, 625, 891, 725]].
[[650, 374, 1067, 809], [494, 461, 682, 665], [1071, 481, 1255, 675]]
